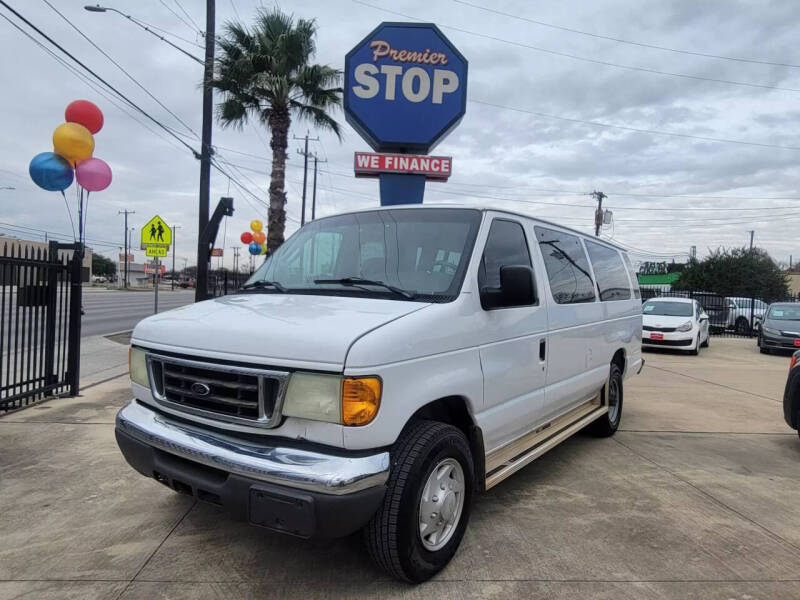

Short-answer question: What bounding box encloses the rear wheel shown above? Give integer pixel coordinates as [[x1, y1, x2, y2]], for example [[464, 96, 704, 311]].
[[364, 420, 474, 583], [587, 364, 623, 437], [735, 317, 750, 336]]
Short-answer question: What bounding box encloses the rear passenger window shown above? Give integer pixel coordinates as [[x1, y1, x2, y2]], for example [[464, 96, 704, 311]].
[[622, 253, 641, 299], [535, 226, 595, 304], [479, 219, 532, 290], [585, 241, 631, 301]]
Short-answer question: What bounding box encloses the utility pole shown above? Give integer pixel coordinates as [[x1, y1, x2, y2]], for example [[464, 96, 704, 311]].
[[118, 209, 134, 288], [196, 0, 215, 302], [311, 153, 327, 221], [591, 190, 606, 236], [748, 230, 755, 253], [171, 225, 182, 290], [295, 132, 319, 225]]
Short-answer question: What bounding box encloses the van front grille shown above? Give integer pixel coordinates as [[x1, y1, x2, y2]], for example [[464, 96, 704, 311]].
[[146, 354, 288, 428]]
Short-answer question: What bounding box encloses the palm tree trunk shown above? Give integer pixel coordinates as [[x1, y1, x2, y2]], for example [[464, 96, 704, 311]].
[[266, 109, 290, 253]]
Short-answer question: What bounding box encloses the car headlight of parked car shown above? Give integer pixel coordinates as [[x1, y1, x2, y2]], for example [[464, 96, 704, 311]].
[[129, 346, 149, 387], [676, 321, 693, 332], [282, 373, 381, 426], [762, 326, 780, 337]]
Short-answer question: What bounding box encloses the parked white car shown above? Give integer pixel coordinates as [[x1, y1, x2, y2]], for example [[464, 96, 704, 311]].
[[116, 205, 643, 582], [725, 297, 768, 334], [642, 297, 710, 354]]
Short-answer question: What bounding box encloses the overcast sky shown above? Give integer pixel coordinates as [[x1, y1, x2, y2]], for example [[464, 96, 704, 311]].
[[2, 0, 800, 271]]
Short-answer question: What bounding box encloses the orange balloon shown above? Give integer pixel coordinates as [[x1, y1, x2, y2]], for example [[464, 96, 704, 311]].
[[252, 231, 266, 244]]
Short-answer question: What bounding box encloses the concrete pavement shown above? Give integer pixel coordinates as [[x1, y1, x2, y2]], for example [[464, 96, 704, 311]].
[[1, 337, 799, 599]]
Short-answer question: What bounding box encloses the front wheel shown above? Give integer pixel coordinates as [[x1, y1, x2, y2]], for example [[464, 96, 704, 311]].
[[689, 335, 700, 355], [701, 333, 710, 348], [587, 363, 623, 437], [364, 420, 474, 583]]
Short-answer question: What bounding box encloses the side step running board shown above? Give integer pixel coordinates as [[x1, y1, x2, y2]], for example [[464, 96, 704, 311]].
[[484, 405, 608, 490]]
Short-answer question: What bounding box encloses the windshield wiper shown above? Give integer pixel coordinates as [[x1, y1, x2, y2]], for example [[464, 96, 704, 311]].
[[313, 277, 416, 299], [240, 280, 288, 293]]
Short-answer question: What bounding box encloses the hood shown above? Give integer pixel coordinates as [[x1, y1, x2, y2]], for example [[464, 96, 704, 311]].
[[132, 293, 429, 368], [642, 313, 693, 328]]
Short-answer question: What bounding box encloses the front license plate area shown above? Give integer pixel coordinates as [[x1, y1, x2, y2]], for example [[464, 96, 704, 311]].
[[651, 333, 664, 340], [249, 486, 315, 538]]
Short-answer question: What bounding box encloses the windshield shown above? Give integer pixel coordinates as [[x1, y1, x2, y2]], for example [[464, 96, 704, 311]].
[[244, 208, 482, 301], [643, 301, 693, 317], [767, 305, 800, 321]]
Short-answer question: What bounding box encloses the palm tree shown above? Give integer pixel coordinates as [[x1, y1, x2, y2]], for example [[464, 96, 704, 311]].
[[211, 8, 341, 252]]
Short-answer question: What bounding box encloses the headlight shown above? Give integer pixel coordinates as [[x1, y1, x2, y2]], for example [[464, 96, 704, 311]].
[[762, 326, 780, 336], [676, 321, 693, 332], [282, 373, 381, 426], [129, 347, 149, 387]]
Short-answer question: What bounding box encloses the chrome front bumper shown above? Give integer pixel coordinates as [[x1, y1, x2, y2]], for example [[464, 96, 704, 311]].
[[116, 400, 390, 496]]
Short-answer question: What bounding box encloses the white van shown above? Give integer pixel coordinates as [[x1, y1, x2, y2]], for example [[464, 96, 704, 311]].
[[117, 205, 643, 582]]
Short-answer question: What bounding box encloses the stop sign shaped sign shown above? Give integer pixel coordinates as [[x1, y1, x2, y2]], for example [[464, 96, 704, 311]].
[[345, 22, 468, 153]]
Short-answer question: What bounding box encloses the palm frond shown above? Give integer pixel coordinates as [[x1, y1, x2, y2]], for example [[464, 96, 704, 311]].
[[289, 100, 342, 140]]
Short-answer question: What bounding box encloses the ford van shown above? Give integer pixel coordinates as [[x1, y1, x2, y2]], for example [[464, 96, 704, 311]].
[[117, 205, 643, 582]]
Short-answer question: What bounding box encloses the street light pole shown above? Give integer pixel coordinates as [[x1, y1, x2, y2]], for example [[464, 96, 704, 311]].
[[196, 0, 215, 302], [83, 5, 203, 64], [85, 2, 214, 303]]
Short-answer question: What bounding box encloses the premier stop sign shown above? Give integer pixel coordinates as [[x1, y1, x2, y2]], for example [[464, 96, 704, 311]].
[[344, 23, 468, 153]]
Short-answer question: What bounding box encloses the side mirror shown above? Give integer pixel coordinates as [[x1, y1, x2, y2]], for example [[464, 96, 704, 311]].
[[481, 265, 536, 310]]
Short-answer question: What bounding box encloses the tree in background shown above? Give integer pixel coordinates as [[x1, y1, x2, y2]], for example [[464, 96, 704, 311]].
[[674, 247, 789, 301], [211, 8, 342, 253], [92, 254, 116, 278]]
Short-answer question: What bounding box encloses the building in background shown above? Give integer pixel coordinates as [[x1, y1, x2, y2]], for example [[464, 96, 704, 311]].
[[0, 235, 92, 283]]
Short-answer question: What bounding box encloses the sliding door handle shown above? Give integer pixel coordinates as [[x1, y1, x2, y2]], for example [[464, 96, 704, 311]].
[[539, 338, 546, 362]]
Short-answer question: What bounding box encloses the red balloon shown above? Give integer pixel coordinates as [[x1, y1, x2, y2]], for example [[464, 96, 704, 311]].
[[65, 100, 104, 134], [240, 231, 253, 244]]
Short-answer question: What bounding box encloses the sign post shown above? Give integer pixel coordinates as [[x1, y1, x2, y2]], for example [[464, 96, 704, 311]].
[[345, 22, 467, 205], [140, 215, 172, 314]]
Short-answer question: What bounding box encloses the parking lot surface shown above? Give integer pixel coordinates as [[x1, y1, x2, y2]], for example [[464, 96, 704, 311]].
[[1, 337, 799, 599]]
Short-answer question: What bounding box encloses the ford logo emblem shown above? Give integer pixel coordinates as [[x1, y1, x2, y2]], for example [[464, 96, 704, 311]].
[[190, 382, 211, 396]]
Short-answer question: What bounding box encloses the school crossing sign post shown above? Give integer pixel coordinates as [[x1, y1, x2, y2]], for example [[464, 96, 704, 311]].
[[344, 22, 467, 205], [140, 215, 172, 313]]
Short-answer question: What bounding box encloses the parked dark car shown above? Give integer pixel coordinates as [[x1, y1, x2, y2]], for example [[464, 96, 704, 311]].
[[783, 350, 800, 439], [758, 303, 800, 354]]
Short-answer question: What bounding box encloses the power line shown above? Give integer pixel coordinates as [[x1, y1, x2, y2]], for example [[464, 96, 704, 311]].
[[353, 0, 800, 93], [0, 0, 201, 157], [125, 14, 204, 49], [469, 99, 800, 151], [173, 0, 202, 33], [453, 0, 800, 69], [42, 0, 200, 139], [158, 0, 199, 35]]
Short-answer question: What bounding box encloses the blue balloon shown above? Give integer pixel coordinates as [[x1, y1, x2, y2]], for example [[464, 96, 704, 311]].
[[29, 152, 73, 192], [248, 241, 261, 255]]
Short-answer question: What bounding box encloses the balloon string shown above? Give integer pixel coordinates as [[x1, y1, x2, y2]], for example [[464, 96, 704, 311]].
[[83, 190, 90, 245], [61, 190, 77, 241]]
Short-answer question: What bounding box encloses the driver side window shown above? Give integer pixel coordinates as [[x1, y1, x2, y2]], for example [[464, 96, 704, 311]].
[[478, 219, 532, 290]]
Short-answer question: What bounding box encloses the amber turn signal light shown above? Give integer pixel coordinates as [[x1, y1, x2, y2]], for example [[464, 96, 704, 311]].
[[341, 377, 381, 426]]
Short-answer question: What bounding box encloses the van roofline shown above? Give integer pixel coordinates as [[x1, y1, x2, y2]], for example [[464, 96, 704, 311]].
[[312, 204, 628, 253]]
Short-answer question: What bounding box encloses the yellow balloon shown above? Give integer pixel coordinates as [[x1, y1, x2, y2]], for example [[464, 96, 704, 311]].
[[250, 219, 263, 232], [260, 243, 268, 255], [53, 122, 94, 164]]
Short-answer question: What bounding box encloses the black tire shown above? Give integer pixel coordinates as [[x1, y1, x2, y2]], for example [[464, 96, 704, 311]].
[[701, 334, 709, 348], [364, 420, 474, 583], [760, 346, 770, 354], [689, 335, 700, 355], [735, 317, 749, 336], [587, 364, 623, 437]]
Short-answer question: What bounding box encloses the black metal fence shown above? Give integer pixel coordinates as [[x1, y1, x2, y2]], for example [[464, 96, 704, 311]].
[[640, 287, 800, 337], [0, 241, 83, 412], [210, 270, 250, 297]]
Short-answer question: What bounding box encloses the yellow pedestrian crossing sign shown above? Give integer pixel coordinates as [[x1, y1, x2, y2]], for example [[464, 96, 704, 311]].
[[141, 215, 172, 248]]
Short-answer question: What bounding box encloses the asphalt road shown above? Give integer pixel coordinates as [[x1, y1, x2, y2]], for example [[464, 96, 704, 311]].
[[81, 289, 196, 337]]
